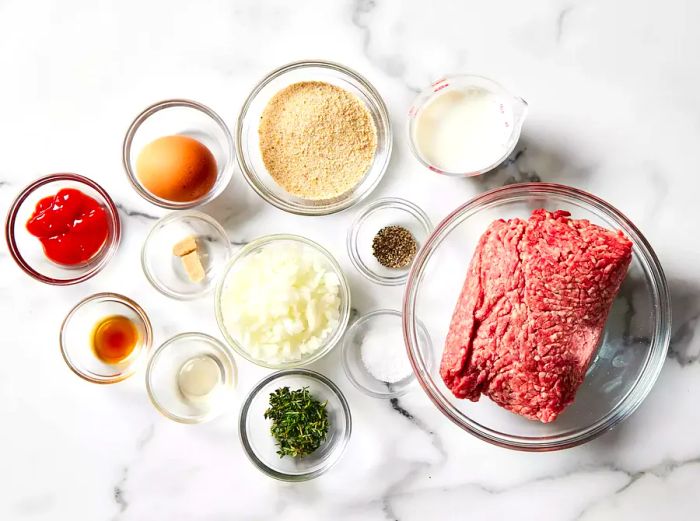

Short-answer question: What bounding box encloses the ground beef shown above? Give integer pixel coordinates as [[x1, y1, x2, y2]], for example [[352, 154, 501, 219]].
[[440, 209, 633, 423]]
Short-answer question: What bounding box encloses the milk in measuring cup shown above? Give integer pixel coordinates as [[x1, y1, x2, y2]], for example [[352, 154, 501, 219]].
[[413, 87, 515, 174]]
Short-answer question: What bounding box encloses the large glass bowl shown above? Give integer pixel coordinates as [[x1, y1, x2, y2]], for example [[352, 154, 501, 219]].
[[403, 183, 671, 451], [236, 60, 392, 215]]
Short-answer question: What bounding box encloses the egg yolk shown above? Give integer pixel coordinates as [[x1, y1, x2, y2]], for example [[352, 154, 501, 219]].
[[136, 135, 218, 202]]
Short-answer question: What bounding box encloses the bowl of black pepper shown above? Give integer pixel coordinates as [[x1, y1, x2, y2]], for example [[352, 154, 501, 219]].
[[347, 197, 432, 286]]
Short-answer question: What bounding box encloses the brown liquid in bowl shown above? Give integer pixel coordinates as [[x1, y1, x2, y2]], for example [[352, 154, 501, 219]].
[[91, 315, 139, 364]]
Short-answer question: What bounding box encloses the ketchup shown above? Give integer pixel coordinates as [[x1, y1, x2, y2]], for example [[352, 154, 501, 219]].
[[26, 188, 109, 265]]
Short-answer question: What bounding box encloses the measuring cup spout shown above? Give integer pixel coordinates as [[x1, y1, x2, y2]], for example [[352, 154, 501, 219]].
[[512, 97, 528, 128]]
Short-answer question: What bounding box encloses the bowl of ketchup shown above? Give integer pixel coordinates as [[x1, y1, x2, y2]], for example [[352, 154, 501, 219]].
[[5, 173, 121, 285]]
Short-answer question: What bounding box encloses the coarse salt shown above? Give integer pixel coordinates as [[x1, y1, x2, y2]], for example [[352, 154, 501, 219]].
[[360, 326, 413, 383]]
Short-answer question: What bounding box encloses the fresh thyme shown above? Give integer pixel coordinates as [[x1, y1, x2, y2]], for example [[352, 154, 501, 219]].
[[264, 386, 329, 458]]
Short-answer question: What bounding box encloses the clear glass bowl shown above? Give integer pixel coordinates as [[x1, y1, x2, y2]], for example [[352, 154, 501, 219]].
[[60, 293, 153, 384], [215, 234, 351, 369], [347, 197, 432, 286], [146, 332, 238, 424], [236, 60, 392, 215], [122, 99, 234, 209], [141, 210, 232, 300], [407, 75, 527, 177], [403, 183, 671, 451], [342, 309, 432, 399], [5, 173, 121, 285], [239, 369, 352, 481]]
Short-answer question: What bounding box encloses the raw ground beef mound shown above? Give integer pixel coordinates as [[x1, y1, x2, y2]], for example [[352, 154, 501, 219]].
[[440, 209, 633, 423]]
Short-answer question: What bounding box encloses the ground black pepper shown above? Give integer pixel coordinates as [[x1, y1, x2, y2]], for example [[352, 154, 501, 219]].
[[372, 226, 417, 269]]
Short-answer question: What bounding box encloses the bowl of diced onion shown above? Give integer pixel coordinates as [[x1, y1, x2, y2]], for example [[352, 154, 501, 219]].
[[215, 234, 351, 369]]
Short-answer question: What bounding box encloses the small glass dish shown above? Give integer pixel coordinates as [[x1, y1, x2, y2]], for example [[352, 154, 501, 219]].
[[5, 173, 121, 285], [60, 293, 153, 384], [215, 234, 351, 369], [236, 60, 392, 215], [239, 369, 352, 481], [347, 197, 432, 286], [122, 99, 235, 209], [342, 309, 431, 399], [146, 332, 238, 424], [141, 211, 232, 300], [407, 75, 528, 177]]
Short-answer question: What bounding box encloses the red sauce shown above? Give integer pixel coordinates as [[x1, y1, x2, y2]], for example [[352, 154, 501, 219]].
[[25, 188, 109, 265]]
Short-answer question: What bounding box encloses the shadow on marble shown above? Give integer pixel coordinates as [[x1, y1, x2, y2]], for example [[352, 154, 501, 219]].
[[466, 134, 593, 192], [573, 274, 694, 459], [199, 176, 261, 245], [372, 124, 400, 193]]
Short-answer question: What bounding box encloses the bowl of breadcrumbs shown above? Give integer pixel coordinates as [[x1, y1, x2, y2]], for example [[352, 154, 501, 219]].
[[236, 60, 392, 216]]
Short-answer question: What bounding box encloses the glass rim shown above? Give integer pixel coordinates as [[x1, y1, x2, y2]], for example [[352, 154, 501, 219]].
[[59, 292, 153, 384], [214, 233, 351, 369], [238, 368, 352, 481], [235, 59, 392, 216], [140, 210, 232, 300], [346, 197, 432, 286], [5, 173, 121, 285], [402, 182, 671, 451], [406, 74, 528, 177], [145, 332, 238, 424], [341, 309, 423, 399], [122, 98, 235, 210]]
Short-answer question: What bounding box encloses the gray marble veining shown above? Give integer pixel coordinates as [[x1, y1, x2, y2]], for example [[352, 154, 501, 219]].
[[2, 0, 699, 519]]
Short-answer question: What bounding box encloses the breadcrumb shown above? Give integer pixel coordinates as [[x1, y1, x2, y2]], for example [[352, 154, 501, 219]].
[[259, 81, 377, 200]]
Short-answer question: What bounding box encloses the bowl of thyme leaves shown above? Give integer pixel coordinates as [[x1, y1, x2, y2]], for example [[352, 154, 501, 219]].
[[239, 369, 352, 481]]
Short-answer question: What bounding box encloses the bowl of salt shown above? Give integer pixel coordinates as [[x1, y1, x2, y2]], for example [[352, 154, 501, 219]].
[[341, 309, 431, 399]]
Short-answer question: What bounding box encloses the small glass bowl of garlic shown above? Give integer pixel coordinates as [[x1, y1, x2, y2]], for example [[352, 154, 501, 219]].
[[215, 234, 351, 369]]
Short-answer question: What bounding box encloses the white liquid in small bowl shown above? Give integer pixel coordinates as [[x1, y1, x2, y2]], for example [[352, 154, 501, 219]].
[[413, 87, 514, 174]]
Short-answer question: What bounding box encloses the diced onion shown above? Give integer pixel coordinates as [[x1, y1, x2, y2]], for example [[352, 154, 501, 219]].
[[220, 242, 342, 364]]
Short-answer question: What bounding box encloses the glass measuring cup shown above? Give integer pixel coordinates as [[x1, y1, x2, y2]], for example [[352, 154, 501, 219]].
[[407, 75, 528, 177]]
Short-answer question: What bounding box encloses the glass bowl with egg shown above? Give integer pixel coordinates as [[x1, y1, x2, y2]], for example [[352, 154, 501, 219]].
[[60, 292, 153, 384], [215, 234, 351, 369], [5, 173, 121, 285], [123, 99, 235, 209], [236, 60, 392, 215]]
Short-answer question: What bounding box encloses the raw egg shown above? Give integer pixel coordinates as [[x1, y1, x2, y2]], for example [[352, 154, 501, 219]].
[[136, 135, 218, 202]]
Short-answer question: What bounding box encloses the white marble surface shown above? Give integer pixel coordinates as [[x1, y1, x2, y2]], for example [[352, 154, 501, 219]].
[[1, 0, 699, 519]]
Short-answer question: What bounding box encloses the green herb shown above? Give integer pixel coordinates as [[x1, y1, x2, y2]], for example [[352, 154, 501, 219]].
[[264, 386, 329, 458]]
